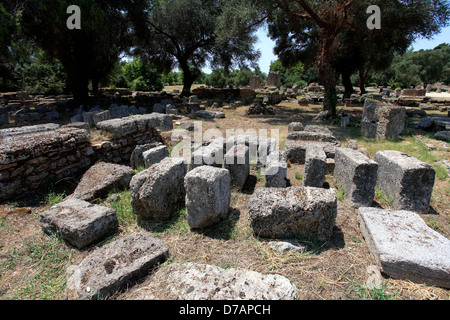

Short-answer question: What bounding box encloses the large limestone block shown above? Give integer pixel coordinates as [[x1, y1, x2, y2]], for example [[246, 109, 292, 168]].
[[303, 145, 326, 188], [358, 207, 450, 289], [334, 148, 378, 207], [184, 166, 231, 229], [72, 233, 170, 299], [224, 145, 250, 190], [248, 186, 337, 241], [125, 262, 297, 300], [40, 198, 118, 249], [73, 162, 135, 201], [130, 157, 187, 219], [374, 150, 435, 213], [361, 99, 406, 140]]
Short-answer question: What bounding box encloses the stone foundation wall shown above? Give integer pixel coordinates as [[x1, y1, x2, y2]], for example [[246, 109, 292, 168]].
[[0, 113, 172, 201], [0, 126, 93, 201]]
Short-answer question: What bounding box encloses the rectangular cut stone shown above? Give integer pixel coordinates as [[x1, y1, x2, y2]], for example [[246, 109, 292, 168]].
[[374, 150, 435, 213], [263, 152, 287, 188], [143, 145, 169, 168], [72, 162, 135, 202], [130, 157, 187, 219], [361, 99, 406, 140], [285, 140, 339, 164], [72, 233, 169, 299], [303, 145, 326, 188], [40, 198, 118, 249], [334, 148, 378, 207], [184, 166, 231, 229], [189, 144, 223, 171], [224, 145, 250, 189], [358, 207, 450, 289], [96, 113, 173, 138], [248, 187, 337, 241]]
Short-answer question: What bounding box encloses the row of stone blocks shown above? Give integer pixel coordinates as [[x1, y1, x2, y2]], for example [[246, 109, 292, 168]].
[[333, 148, 435, 213]]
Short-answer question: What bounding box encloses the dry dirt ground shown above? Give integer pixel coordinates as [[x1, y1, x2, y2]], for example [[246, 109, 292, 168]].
[[0, 100, 449, 300]]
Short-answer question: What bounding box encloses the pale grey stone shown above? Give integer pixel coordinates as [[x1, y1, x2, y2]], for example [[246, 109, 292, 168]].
[[358, 207, 450, 289], [263, 152, 287, 188], [334, 147, 378, 207], [269, 241, 307, 254], [303, 145, 326, 188], [143, 145, 169, 168], [374, 150, 435, 213], [72, 233, 169, 300], [288, 122, 304, 133], [184, 166, 231, 229], [130, 157, 187, 219], [126, 262, 297, 300], [73, 162, 135, 201], [130, 142, 163, 169], [224, 145, 250, 190], [40, 198, 118, 249], [361, 99, 406, 140], [248, 186, 337, 241]]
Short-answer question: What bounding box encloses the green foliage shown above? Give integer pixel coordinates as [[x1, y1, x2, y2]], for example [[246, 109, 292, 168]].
[[270, 59, 308, 87], [134, 0, 261, 95], [204, 68, 265, 88], [122, 59, 164, 91]]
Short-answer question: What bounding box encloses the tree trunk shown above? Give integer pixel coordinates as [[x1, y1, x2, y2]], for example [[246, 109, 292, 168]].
[[70, 75, 90, 106], [358, 67, 369, 95], [179, 61, 197, 97], [342, 70, 354, 101], [318, 33, 337, 118]]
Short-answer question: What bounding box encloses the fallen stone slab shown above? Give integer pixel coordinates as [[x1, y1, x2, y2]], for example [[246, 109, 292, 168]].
[[130, 157, 187, 220], [248, 187, 337, 241], [143, 145, 169, 168], [96, 113, 173, 138], [124, 262, 297, 300], [374, 150, 435, 213], [303, 145, 326, 188], [334, 148, 378, 207], [358, 207, 450, 289], [0, 123, 60, 138], [73, 162, 135, 202], [40, 198, 118, 249], [194, 109, 225, 119], [71, 233, 170, 300], [184, 166, 231, 229]]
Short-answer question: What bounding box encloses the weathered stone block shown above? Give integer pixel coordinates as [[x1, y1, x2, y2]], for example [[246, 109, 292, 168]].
[[334, 148, 378, 207], [224, 145, 250, 189], [40, 198, 118, 249], [126, 262, 297, 300], [358, 207, 450, 289], [248, 186, 337, 241], [184, 166, 231, 229], [73, 162, 135, 201], [303, 145, 326, 188], [263, 152, 287, 188], [361, 99, 406, 140], [189, 144, 223, 171], [143, 145, 169, 168], [129, 142, 163, 169], [130, 157, 187, 219], [288, 122, 304, 133], [72, 233, 169, 299], [374, 150, 435, 213]]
